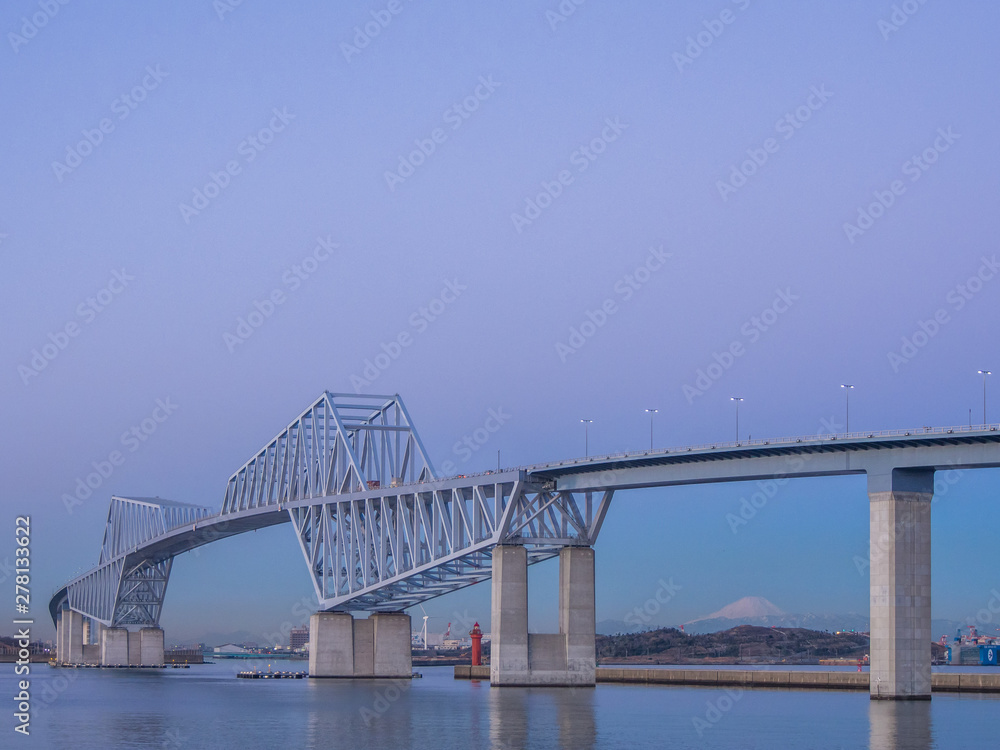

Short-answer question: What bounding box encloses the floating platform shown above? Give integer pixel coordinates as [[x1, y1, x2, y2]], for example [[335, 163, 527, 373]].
[[237, 670, 305, 679], [455, 666, 1000, 693]]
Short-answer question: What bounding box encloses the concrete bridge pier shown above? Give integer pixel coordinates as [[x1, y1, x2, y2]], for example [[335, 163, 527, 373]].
[[58, 610, 85, 665], [100, 628, 129, 665], [139, 627, 165, 666], [869, 469, 933, 700], [490, 544, 596, 686], [309, 612, 411, 678], [54, 618, 164, 666]]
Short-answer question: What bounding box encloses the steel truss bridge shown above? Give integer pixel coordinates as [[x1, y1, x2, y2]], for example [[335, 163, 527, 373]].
[[50, 391, 1000, 630]]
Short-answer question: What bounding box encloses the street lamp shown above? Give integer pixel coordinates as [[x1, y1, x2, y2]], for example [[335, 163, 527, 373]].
[[840, 384, 855, 433], [580, 419, 593, 457], [644, 409, 658, 451], [730, 397, 743, 442], [978, 370, 992, 425]]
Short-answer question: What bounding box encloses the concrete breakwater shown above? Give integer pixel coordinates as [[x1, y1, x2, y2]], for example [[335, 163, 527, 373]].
[[454, 666, 1000, 693]]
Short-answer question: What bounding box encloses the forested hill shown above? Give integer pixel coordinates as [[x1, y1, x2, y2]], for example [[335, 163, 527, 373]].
[[596, 625, 873, 664]]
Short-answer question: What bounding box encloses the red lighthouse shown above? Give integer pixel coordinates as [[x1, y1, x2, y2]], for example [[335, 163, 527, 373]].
[[470, 622, 483, 666]]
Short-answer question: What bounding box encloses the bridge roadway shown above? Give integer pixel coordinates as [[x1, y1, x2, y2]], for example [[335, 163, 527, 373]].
[[48, 391, 1000, 697]]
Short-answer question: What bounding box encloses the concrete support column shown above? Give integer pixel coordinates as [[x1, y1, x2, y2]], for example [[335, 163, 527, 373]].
[[309, 612, 356, 677], [65, 610, 85, 665], [139, 627, 164, 666], [869, 469, 933, 700], [491, 545, 529, 686], [560, 546, 596, 683], [353, 617, 374, 676], [372, 613, 412, 677], [101, 628, 129, 666], [82, 644, 101, 665], [56, 612, 66, 664], [81, 621, 103, 664], [128, 631, 142, 665]]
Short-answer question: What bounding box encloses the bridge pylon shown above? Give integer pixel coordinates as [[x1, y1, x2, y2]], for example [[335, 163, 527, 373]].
[[491, 544, 596, 686], [308, 612, 412, 678], [868, 469, 933, 700]]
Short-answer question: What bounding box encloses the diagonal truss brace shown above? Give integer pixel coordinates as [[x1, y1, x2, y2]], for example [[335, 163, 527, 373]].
[[288, 471, 614, 612]]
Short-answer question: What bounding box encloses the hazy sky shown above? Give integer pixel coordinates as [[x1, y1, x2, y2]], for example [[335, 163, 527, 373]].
[[3, 1, 1000, 644]]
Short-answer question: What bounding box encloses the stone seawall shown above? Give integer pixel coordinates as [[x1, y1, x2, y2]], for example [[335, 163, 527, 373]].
[[454, 665, 1000, 693]]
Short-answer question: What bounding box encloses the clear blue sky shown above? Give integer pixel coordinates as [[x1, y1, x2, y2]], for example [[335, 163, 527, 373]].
[[3, 1, 999, 643]]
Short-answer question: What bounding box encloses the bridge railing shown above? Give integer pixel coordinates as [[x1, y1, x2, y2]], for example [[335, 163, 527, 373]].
[[502, 423, 1000, 474]]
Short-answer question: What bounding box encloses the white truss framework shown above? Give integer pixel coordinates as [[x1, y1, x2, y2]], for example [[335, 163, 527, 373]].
[[288, 475, 613, 611], [222, 392, 436, 514], [62, 496, 213, 626], [101, 496, 213, 563], [52, 393, 614, 625]]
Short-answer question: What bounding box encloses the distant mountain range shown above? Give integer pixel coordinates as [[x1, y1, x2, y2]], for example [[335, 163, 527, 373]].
[[691, 596, 785, 622], [597, 596, 972, 639]]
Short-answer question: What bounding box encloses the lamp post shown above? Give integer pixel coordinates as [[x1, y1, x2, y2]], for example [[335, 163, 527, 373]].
[[580, 419, 593, 457], [840, 384, 854, 433], [730, 397, 743, 442], [978, 370, 992, 425], [644, 409, 658, 451]]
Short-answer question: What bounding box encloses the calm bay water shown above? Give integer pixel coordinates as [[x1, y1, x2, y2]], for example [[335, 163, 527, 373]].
[[5, 660, 998, 749]]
